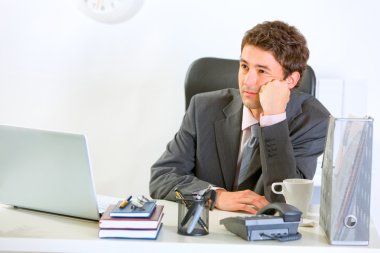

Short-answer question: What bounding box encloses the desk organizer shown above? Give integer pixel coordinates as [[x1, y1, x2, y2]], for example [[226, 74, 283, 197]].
[[320, 116, 373, 245]]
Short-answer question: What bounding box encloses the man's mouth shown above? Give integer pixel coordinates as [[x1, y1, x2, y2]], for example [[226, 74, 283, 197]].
[[244, 90, 258, 96]]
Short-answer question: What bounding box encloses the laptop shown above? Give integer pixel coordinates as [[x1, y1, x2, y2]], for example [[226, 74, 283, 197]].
[[0, 124, 116, 221]]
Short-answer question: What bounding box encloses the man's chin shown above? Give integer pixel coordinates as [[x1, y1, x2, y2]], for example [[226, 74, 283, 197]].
[[242, 100, 260, 110]]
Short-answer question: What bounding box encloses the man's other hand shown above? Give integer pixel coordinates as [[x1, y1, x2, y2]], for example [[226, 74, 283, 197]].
[[214, 189, 270, 214]]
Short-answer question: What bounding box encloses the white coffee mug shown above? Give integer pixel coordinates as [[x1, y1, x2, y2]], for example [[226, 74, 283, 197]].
[[271, 178, 313, 217]]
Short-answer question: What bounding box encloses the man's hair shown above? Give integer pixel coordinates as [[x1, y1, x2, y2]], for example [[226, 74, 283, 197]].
[[241, 20, 309, 80]]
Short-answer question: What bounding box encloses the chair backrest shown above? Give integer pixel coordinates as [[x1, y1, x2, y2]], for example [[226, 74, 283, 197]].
[[184, 57, 316, 110]]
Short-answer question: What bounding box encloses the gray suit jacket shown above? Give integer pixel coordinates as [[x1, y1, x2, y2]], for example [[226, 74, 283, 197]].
[[150, 88, 330, 202]]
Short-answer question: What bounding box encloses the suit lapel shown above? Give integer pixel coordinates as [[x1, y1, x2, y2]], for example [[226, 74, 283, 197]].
[[214, 98, 242, 191]]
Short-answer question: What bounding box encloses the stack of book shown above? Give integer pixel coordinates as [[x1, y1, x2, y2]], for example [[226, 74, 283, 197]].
[[99, 199, 164, 240]]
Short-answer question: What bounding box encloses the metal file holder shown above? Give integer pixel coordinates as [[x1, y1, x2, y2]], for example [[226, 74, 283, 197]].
[[320, 116, 373, 245]]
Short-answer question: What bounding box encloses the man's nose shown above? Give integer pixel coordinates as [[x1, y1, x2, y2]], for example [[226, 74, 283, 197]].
[[244, 71, 259, 87]]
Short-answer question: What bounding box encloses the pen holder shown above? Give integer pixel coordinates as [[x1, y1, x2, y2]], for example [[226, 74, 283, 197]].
[[176, 195, 209, 236]]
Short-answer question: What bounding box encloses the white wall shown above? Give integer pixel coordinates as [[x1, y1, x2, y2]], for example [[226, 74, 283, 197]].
[[1, 0, 379, 230]]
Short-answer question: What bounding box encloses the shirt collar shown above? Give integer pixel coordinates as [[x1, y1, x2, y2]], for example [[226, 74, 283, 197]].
[[242, 106, 259, 131]]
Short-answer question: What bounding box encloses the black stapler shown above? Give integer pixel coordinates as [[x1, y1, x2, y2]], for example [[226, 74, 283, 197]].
[[220, 202, 302, 242]]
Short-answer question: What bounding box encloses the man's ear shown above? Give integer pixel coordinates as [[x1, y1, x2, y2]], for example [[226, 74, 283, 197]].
[[285, 71, 300, 89]]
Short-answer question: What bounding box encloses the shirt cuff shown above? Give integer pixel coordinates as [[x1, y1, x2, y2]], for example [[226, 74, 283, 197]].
[[260, 112, 286, 127]]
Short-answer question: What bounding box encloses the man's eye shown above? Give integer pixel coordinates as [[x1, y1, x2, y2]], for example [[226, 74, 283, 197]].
[[240, 64, 248, 70], [258, 69, 265, 74]]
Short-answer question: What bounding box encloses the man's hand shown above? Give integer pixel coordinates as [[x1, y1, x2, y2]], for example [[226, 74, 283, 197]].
[[214, 189, 270, 214], [259, 79, 290, 116]]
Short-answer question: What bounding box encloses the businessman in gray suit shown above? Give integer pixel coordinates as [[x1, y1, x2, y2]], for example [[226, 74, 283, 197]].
[[150, 20, 330, 214]]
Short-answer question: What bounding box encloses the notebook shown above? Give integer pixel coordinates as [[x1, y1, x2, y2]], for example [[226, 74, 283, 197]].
[[0, 124, 117, 221]]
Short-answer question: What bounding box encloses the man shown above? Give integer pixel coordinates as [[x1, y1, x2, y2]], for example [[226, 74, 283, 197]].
[[149, 21, 330, 214]]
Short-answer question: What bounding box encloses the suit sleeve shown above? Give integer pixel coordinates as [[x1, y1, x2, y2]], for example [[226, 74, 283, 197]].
[[149, 96, 212, 201], [259, 99, 330, 202]]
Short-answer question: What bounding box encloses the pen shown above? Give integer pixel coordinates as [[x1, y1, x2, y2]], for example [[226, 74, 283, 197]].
[[175, 191, 191, 208], [175, 189, 209, 233], [187, 203, 204, 234], [180, 201, 198, 226], [119, 195, 132, 208]]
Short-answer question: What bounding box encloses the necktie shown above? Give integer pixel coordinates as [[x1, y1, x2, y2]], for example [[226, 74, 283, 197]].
[[238, 123, 259, 186]]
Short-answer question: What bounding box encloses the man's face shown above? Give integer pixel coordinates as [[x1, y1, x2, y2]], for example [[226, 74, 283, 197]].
[[238, 45, 285, 111]]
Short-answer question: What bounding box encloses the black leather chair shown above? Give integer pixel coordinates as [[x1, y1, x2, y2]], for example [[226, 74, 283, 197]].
[[184, 57, 316, 110]]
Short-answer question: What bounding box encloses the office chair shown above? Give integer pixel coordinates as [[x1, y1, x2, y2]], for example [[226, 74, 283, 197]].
[[184, 57, 316, 110]]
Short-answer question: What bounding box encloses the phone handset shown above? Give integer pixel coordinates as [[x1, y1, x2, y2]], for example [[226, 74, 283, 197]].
[[257, 202, 302, 222]]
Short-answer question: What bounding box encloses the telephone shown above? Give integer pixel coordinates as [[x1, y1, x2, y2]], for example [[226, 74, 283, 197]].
[[220, 202, 302, 242]]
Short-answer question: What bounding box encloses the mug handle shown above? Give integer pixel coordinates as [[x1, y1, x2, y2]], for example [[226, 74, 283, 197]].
[[271, 182, 284, 194]]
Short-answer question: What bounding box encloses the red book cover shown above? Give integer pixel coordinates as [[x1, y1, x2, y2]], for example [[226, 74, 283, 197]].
[[99, 223, 163, 240]]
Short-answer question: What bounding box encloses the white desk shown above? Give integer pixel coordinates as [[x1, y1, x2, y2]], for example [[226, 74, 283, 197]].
[[0, 201, 379, 253]]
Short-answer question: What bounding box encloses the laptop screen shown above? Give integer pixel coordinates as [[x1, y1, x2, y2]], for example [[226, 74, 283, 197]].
[[0, 125, 101, 220]]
